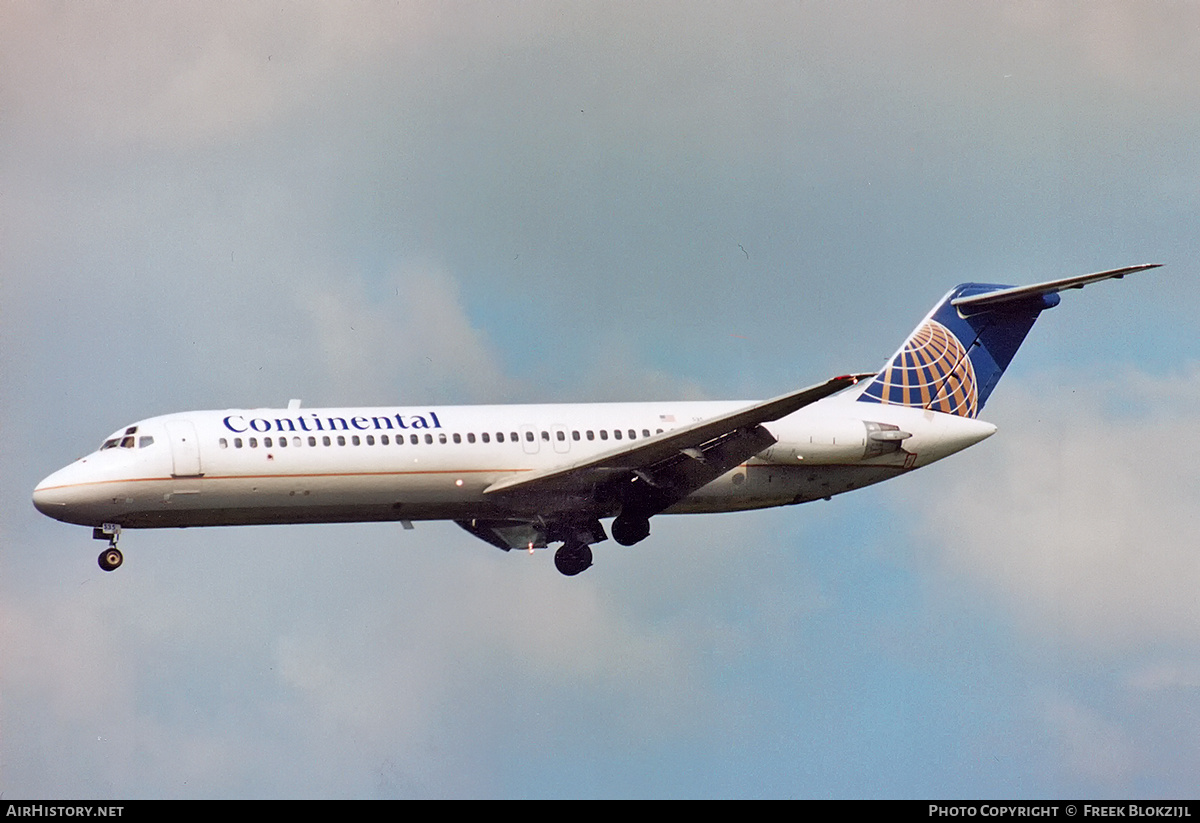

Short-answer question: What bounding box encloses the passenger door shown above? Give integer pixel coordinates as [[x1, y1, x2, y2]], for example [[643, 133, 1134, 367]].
[[165, 420, 204, 477]]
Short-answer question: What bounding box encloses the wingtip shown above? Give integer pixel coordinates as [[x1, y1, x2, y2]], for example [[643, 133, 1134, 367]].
[[1112, 263, 1161, 281], [834, 372, 879, 385]]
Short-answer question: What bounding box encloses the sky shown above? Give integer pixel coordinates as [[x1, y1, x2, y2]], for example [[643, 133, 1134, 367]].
[[2, 1, 1198, 799]]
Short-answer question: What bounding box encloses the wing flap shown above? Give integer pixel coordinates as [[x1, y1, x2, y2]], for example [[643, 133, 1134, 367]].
[[615, 423, 779, 514], [455, 518, 541, 551], [454, 517, 606, 551]]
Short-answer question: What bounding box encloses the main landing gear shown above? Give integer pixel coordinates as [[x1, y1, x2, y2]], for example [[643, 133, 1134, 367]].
[[93, 523, 123, 572], [554, 540, 593, 576], [610, 513, 651, 547], [550, 513, 652, 576]]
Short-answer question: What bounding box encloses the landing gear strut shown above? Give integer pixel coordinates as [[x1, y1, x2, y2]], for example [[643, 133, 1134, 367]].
[[554, 540, 593, 576], [93, 523, 123, 572]]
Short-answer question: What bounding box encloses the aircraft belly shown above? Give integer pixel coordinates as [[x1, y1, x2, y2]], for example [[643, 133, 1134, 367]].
[[666, 462, 907, 514], [92, 472, 506, 529], [118, 500, 509, 528]]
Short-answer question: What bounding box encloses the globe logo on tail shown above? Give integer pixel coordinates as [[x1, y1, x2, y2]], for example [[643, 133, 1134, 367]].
[[862, 319, 979, 418]]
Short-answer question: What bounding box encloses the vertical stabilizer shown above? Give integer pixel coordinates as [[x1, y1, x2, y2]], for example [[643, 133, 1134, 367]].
[[856, 265, 1158, 418]]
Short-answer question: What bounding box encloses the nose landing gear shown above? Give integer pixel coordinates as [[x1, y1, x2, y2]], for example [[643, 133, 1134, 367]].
[[93, 523, 123, 571]]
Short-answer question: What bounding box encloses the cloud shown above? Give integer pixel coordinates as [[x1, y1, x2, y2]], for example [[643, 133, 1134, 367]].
[[901, 364, 1200, 649], [1127, 661, 1200, 693], [1040, 692, 1140, 787], [6, 0, 1200, 799], [296, 262, 515, 405], [1, 3, 429, 148], [0, 515, 787, 797]]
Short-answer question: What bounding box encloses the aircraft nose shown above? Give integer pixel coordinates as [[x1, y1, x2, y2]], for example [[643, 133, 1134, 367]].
[[32, 472, 66, 518], [32, 465, 89, 523]]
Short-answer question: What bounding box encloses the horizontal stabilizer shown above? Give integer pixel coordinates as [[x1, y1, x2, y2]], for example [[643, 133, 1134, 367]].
[[951, 264, 1159, 315]]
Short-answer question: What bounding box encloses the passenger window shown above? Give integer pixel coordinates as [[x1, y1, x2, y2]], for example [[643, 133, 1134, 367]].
[[219, 438, 228, 449], [366, 435, 375, 446], [439, 433, 447, 444], [482, 432, 490, 443], [494, 432, 502, 443], [453, 433, 462, 444], [249, 438, 258, 448], [410, 434, 419, 445], [587, 430, 594, 441], [381, 435, 389, 445], [614, 430, 622, 440], [264, 437, 273, 448], [467, 433, 476, 444], [308, 436, 317, 446], [234, 438, 243, 449], [642, 429, 650, 438], [337, 436, 346, 446], [278, 437, 287, 448], [556, 430, 566, 441], [628, 429, 636, 440], [351, 436, 360, 446], [526, 431, 535, 442], [600, 430, 608, 440], [510, 432, 518, 442], [323, 436, 331, 446], [541, 431, 549, 442], [572, 431, 580, 441]]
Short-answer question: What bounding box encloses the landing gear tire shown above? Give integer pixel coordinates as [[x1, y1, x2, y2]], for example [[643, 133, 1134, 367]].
[[611, 513, 650, 546], [554, 541, 593, 576], [98, 547, 124, 572]]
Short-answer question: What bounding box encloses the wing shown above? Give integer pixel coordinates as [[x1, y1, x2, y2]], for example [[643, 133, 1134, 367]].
[[482, 374, 868, 510]]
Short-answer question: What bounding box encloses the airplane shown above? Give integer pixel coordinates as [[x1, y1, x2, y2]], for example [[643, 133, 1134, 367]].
[[32, 264, 1156, 576]]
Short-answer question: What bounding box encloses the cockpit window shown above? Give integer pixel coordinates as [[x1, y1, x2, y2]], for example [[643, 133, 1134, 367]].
[[138, 436, 155, 448], [100, 425, 139, 450]]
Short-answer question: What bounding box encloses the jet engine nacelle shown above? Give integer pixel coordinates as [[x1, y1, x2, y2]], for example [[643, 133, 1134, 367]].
[[766, 419, 911, 464]]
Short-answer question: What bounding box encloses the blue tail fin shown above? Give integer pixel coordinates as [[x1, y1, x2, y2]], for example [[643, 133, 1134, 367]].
[[857, 283, 1047, 418], [856, 265, 1158, 418]]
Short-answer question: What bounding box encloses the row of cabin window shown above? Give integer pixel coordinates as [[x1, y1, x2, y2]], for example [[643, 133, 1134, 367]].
[[217, 427, 666, 450]]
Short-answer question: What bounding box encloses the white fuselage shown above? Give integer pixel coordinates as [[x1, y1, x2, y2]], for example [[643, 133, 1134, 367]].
[[32, 388, 996, 532]]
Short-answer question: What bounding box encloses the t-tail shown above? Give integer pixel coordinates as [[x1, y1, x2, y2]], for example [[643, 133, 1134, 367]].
[[857, 264, 1160, 419]]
